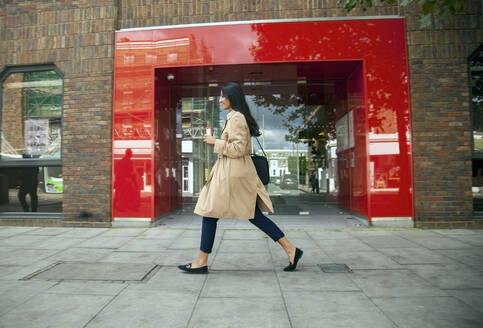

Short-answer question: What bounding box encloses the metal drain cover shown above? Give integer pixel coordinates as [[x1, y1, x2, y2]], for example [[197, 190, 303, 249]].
[[22, 262, 157, 281], [319, 263, 352, 273]]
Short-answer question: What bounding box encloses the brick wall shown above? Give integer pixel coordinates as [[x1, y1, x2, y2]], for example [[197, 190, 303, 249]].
[[0, 1, 117, 223], [117, 0, 399, 29], [403, 1, 481, 225], [0, 0, 480, 225]]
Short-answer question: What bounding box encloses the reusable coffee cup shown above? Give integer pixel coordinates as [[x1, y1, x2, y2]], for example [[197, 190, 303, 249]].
[[205, 126, 213, 136]]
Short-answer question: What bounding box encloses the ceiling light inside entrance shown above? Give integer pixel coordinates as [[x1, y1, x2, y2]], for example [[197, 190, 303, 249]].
[[243, 81, 271, 86]]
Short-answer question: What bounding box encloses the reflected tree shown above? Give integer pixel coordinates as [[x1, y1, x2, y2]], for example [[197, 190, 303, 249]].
[[252, 92, 337, 167], [342, 0, 467, 28]]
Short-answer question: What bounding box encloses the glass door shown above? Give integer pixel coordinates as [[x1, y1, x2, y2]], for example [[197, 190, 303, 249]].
[[169, 80, 341, 215]]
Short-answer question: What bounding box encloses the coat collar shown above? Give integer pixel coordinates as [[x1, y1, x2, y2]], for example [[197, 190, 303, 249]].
[[227, 110, 238, 120], [222, 110, 239, 133]]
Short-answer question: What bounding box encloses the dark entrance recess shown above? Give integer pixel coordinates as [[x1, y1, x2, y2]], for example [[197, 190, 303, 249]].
[[154, 61, 366, 218]]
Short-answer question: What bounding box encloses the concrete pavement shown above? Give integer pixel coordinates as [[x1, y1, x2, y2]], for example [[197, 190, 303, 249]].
[[0, 224, 483, 328]]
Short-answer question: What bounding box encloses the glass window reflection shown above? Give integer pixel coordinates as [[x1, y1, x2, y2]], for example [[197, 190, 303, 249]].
[[470, 44, 483, 211], [0, 69, 63, 213], [1, 71, 62, 160]]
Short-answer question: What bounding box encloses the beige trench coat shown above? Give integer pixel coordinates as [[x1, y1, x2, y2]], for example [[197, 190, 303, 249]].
[[194, 110, 274, 219]]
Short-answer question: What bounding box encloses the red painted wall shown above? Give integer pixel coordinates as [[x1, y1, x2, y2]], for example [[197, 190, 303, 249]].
[[347, 63, 368, 217]]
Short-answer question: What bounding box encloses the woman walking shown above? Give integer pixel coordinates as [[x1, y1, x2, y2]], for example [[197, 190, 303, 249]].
[[178, 82, 303, 274]]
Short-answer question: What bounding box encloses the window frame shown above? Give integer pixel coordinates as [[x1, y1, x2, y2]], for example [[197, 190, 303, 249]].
[[0, 64, 63, 167]]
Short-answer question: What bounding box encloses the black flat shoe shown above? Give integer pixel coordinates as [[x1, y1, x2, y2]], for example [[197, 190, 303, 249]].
[[178, 263, 208, 274], [284, 248, 303, 272]]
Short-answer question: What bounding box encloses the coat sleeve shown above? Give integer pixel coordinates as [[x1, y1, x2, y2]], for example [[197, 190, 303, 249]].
[[213, 114, 248, 158]]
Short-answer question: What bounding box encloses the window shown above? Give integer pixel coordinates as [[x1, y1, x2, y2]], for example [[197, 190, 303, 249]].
[[471, 45, 483, 154], [0, 65, 63, 214], [470, 45, 483, 212]]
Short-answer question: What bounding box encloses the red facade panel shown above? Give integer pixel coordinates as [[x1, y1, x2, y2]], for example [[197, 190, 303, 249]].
[[113, 19, 413, 221]]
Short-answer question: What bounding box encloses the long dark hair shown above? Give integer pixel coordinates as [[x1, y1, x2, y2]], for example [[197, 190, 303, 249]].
[[222, 82, 261, 137]]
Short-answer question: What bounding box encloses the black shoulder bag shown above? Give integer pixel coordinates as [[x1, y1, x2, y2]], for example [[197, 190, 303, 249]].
[[251, 137, 270, 185]]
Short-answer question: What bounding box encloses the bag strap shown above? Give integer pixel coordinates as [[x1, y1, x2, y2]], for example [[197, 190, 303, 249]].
[[253, 137, 267, 157]]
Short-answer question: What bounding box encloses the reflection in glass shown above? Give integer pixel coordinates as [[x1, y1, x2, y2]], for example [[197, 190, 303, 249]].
[[114, 148, 142, 212], [1, 71, 62, 160], [0, 69, 63, 213], [181, 97, 220, 197], [471, 45, 483, 153], [470, 44, 483, 211], [0, 166, 62, 213]]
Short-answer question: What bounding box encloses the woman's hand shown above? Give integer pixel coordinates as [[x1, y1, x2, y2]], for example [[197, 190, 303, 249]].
[[203, 134, 216, 145]]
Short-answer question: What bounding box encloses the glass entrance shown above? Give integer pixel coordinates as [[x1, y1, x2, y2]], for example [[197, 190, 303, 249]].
[[156, 62, 360, 216]]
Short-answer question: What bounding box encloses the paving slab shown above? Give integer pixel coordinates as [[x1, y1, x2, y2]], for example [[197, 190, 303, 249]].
[[188, 296, 291, 328], [98, 251, 161, 264], [349, 230, 397, 237], [435, 248, 483, 271], [45, 281, 127, 296], [219, 239, 269, 253], [211, 252, 274, 271], [0, 265, 24, 278], [349, 269, 448, 297], [156, 249, 216, 266], [328, 251, 403, 270], [59, 228, 109, 239], [391, 230, 443, 238], [447, 234, 483, 247], [0, 292, 113, 328], [277, 266, 360, 292], [378, 247, 457, 265], [355, 235, 420, 249], [0, 280, 57, 316], [444, 289, 483, 314], [0, 248, 59, 266], [23, 227, 72, 236], [315, 238, 375, 253], [169, 236, 218, 250], [85, 289, 198, 328], [201, 270, 281, 297], [406, 263, 483, 289], [268, 236, 319, 249], [23, 237, 85, 250], [372, 296, 483, 328], [0, 227, 41, 238], [45, 247, 114, 262], [270, 247, 332, 267], [222, 229, 267, 240], [430, 229, 481, 235], [99, 228, 147, 237], [0, 259, 59, 281], [137, 228, 184, 239], [27, 262, 156, 282], [306, 230, 355, 240], [0, 234, 52, 247], [134, 266, 207, 293], [75, 236, 133, 249], [404, 236, 474, 250], [180, 229, 203, 238], [284, 291, 397, 328], [116, 237, 173, 251]]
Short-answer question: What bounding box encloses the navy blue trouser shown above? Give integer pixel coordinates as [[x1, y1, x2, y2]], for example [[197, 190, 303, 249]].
[[200, 204, 285, 253]]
